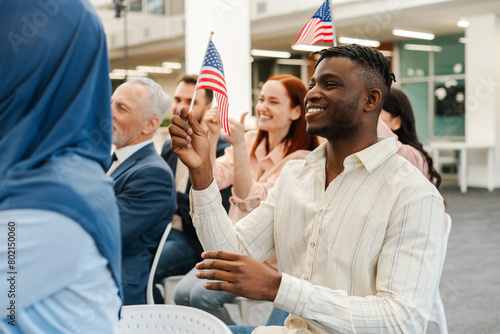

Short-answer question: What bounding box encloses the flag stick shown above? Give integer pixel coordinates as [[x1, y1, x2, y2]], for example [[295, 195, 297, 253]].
[[329, 0, 337, 46], [189, 31, 215, 112]]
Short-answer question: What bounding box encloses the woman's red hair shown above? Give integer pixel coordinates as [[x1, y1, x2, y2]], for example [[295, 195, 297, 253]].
[[251, 75, 319, 157]]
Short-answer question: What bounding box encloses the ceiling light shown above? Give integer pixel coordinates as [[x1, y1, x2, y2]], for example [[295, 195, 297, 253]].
[[276, 58, 309, 66], [136, 66, 173, 74], [162, 62, 182, 69], [291, 45, 329, 52], [112, 69, 148, 77], [109, 73, 126, 80], [404, 44, 442, 52], [250, 49, 291, 58], [379, 50, 393, 57], [393, 29, 435, 40], [457, 20, 469, 28], [338, 37, 380, 47]]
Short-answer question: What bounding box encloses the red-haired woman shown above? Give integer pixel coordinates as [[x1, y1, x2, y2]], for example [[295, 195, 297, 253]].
[[208, 74, 320, 222]]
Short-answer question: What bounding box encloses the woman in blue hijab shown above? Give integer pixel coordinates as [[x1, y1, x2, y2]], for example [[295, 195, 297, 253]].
[[0, 0, 122, 332]]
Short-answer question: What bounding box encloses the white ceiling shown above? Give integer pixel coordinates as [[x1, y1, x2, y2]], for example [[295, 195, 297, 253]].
[[334, 0, 500, 42]]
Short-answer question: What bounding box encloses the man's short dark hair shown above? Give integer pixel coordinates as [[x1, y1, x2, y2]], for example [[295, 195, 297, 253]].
[[313, 44, 396, 98], [177, 74, 213, 104]]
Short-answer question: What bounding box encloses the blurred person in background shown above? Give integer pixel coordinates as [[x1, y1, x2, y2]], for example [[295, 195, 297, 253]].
[[378, 87, 441, 188], [108, 78, 176, 305]]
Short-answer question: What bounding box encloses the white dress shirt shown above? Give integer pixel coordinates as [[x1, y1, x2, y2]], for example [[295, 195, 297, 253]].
[[107, 140, 152, 175], [190, 138, 445, 334]]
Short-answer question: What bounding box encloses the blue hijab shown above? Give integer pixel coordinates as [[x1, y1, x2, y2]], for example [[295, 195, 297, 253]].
[[0, 0, 122, 299]]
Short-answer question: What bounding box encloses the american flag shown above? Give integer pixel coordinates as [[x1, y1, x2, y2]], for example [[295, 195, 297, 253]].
[[197, 40, 230, 135], [293, 0, 335, 46]]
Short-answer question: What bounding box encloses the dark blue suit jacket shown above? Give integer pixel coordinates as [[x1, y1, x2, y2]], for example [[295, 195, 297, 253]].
[[111, 143, 176, 305], [161, 137, 231, 260]]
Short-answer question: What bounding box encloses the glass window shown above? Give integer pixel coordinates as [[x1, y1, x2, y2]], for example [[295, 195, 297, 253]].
[[277, 64, 301, 78], [128, 0, 142, 12], [128, 0, 168, 14], [401, 82, 430, 144], [399, 41, 430, 79], [433, 79, 465, 137], [434, 35, 465, 76], [398, 34, 465, 142], [148, 0, 165, 14]]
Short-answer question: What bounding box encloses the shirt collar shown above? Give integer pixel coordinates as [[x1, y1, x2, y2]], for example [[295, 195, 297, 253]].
[[306, 137, 398, 174], [348, 137, 398, 173], [113, 139, 152, 164], [254, 138, 287, 165]]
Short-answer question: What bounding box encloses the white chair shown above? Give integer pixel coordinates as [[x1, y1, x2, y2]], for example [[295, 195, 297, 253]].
[[162, 275, 270, 325], [118, 304, 232, 334], [428, 213, 452, 334], [146, 224, 172, 304], [232, 296, 270, 326], [161, 275, 185, 305]]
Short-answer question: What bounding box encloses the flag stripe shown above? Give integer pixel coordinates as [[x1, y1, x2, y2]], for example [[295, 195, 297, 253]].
[[198, 79, 227, 95], [198, 80, 227, 95], [313, 25, 333, 34], [198, 80, 228, 95], [215, 92, 229, 133], [198, 75, 228, 94], [198, 84, 227, 98], [199, 68, 227, 85]]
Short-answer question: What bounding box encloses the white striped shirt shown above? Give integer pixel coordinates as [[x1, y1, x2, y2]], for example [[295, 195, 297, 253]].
[[191, 138, 445, 333]]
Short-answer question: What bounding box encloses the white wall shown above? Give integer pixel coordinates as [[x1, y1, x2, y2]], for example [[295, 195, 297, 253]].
[[465, 14, 500, 189], [185, 0, 251, 119]]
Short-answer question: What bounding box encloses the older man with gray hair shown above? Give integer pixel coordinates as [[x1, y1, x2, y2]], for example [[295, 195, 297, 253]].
[[108, 77, 177, 305]]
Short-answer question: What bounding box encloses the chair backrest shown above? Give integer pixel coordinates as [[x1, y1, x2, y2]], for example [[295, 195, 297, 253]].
[[162, 275, 185, 305], [118, 305, 232, 334], [146, 224, 172, 304], [444, 213, 452, 253], [428, 212, 453, 334]]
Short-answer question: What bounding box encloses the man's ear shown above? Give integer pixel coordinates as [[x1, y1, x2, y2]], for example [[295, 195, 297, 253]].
[[364, 88, 383, 113], [143, 115, 160, 135]]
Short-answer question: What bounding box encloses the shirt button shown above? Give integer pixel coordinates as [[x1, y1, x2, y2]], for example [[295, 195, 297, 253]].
[[310, 242, 316, 247]]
